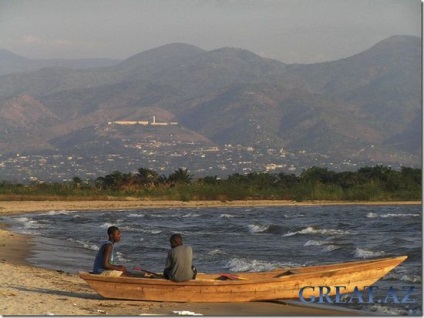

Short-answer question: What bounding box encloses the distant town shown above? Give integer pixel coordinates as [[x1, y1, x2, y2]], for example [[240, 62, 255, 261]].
[[0, 134, 401, 183]]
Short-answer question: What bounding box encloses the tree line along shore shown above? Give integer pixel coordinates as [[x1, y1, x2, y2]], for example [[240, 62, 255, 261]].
[[0, 165, 421, 202]]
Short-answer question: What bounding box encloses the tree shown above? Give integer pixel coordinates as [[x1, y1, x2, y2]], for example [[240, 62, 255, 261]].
[[168, 168, 192, 184], [276, 172, 299, 188], [300, 167, 335, 184], [95, 170, 132, 190], [201, 175, 220, 185], [72, 176, 82, 188], [136, 168, 160, 187]]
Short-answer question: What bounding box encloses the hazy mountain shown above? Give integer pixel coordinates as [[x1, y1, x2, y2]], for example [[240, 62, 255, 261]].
[[0, 35, 420, 170], [0, 49, 121, 76]]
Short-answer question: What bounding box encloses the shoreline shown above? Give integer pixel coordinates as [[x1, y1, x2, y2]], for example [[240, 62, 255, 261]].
[[0, 199, 420, 216], [1, 200, 414, 315]]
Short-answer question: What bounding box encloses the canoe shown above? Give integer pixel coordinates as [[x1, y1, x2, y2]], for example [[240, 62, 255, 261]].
[[79, 255, 407, 302]]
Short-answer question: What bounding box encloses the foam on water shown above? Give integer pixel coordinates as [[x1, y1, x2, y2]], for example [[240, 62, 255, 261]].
[[385, 272, 422, 284], [248, 224, 270, 233], [182, 213, 200, 218], [321, 245, 340, 252], [115, 251, 131, 263], [225, 257, 288, 272], [284, 226, 351, 237], [207, 249, 227, 256], [42, 210, 75, 215], [353, 247, 386, 258], [366, 212, 379, 218], [67, 238, 98, 251], [366, 304, 410, 315], [128, 213, 145, 218], [219, 214, 235, 218], [304, 240, 328, 246], [381, 213, 420, 218], [99, 222, 114, 228]]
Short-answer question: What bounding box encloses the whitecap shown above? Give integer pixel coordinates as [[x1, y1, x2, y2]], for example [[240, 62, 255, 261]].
[[139, 228, 162, 235], [219, 214, 235, 218], [248, 224, 270, 233], [366, 212, 379, 218], [367, 304, 408, 315], [284, 226, 351, 237], [128, 213, 145, 218], [67, 238, 98, 251], [322, 245, 340, 252], [381, 213, 420, 218], [392, 273, 422, 283], [207, 249, 227, 256], [353, 247, 386, 258], [115, 251, 130, 263], [24, 220, 42, 229], [225, 258, 278, 272], [43, 210, 74, 215], [99, 222, 114, 228], [304, 240, 328, 246], [14, 217, 30, 223], [183, 213, 200, 218]]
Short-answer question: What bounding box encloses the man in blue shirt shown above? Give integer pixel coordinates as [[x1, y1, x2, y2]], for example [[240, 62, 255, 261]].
[[92, 226, 128, 277]]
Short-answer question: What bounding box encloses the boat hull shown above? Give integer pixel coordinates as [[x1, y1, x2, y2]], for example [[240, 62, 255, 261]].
[[79, 256, 407, 302]]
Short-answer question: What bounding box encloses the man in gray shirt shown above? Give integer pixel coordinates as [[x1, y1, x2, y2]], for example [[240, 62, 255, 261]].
[[163, 234, 197, 282]]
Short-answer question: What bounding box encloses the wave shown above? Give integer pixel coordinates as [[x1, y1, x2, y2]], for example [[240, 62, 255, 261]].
[[304, 240, 340, 252], [219, 214, 235, 218], [248, 224, 270, 233], [380, 213, 420, 218], [207, 249, 228, 256], [385, 271, 422, 284], [128, 213, 145, 218], [182, 213, 200, 218], [248, 224, 282, 234], [284, 226, 351, 237], [148, 213, 196, 218], [42, 210, 76, 215], [225, 257, 297, 272], [99, 222, 114, 229], [115, 251, 131, 263], [322, 245, 340, 252], [304, 240, 328, 246], [142, 229, 162, 235], [366, 304, 410, 316], [14, 217, 44, 232], [67, 238, 98, 251], [366, 212, 379, 218], [353, 247, 386, 258]]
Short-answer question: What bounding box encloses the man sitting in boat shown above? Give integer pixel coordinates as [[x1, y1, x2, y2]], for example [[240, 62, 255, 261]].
[[163, 234, 197, 282], [92, 226, 129, 277]]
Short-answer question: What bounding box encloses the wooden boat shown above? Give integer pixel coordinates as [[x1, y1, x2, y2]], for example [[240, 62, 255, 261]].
[[79, 255, 407, 302]]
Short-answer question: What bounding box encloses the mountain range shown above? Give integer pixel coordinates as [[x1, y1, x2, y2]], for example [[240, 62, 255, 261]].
[[0, 35, 421, 174]]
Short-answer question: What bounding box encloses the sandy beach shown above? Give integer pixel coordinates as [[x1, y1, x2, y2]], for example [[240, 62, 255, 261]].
[[1, 199, 419, 316]]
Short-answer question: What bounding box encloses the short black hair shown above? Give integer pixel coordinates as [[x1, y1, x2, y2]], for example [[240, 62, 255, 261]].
[[170, 233, 182, 245], [108, 226, 120, 236]]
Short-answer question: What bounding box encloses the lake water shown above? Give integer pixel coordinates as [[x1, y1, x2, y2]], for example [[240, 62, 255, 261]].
[[3, 204, 422, 315]]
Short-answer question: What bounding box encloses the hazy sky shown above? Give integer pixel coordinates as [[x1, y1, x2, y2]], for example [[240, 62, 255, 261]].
[[0, 0, 421, 63]]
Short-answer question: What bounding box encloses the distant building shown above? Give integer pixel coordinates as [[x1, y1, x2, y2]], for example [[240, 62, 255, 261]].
[[109, 115, 177, 126]]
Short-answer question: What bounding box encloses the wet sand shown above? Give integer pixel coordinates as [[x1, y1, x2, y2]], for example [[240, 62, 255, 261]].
[[2, 199, 414, 315]]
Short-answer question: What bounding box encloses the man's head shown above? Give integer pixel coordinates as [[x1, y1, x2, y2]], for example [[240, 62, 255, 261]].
[[170, 233, 183, 248], [108, 226, 121, 243]]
